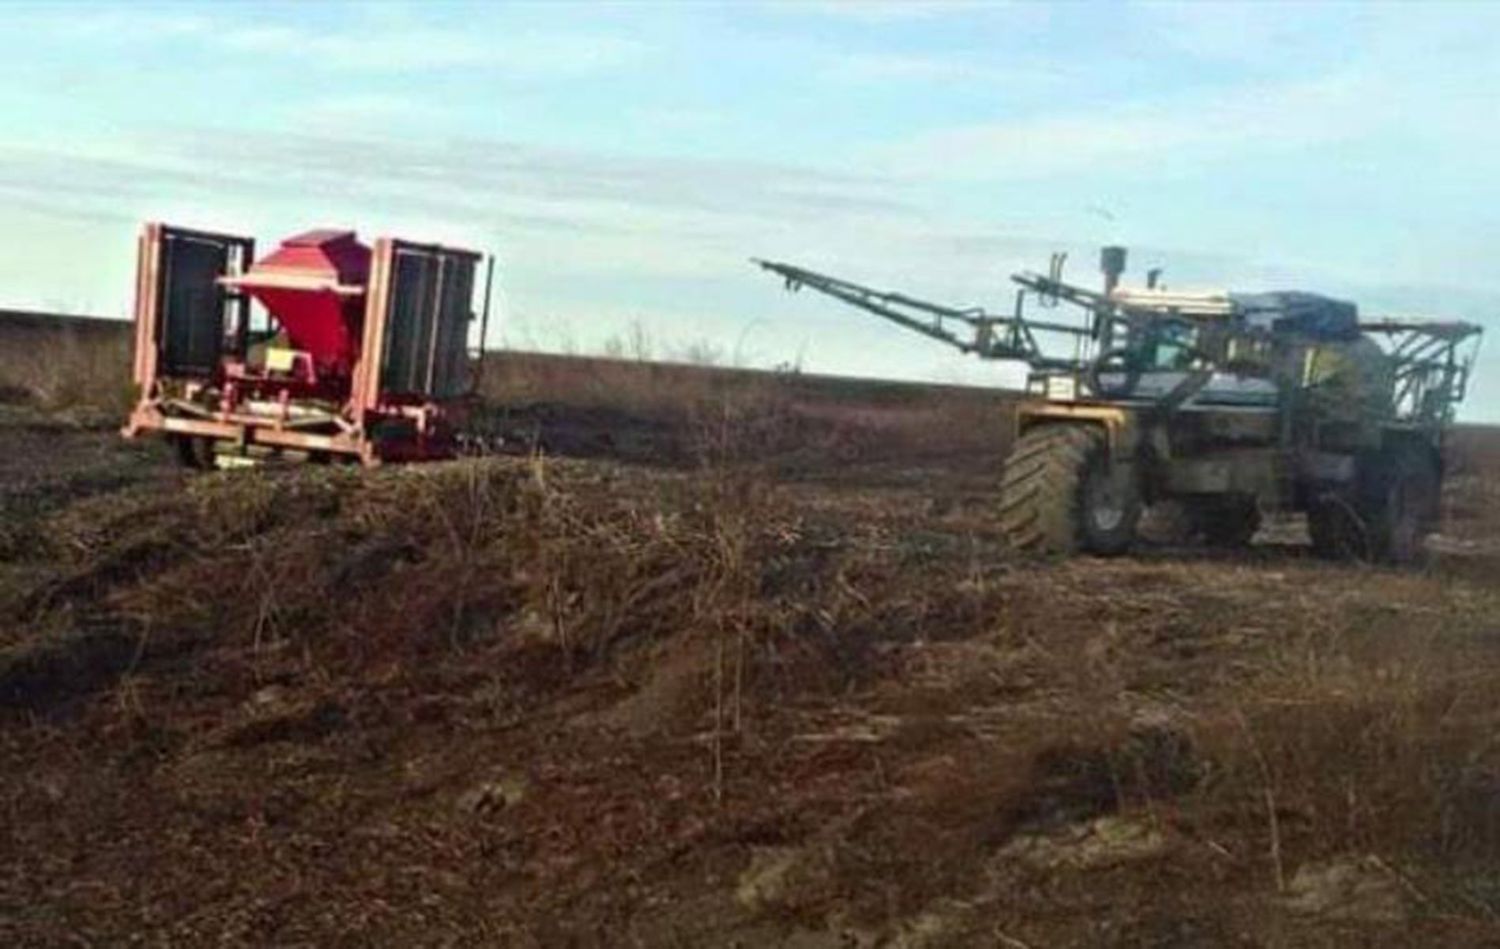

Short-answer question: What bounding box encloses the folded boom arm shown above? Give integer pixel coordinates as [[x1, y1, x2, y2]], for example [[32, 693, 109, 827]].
[[753, 258, 1091, 370]]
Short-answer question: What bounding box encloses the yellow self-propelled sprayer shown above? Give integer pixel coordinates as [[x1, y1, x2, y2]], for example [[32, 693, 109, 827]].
[[757, 248, 1481, 562]]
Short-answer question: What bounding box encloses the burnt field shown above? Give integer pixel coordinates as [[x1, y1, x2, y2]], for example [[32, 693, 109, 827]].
[[4, 313, 1500, 946]]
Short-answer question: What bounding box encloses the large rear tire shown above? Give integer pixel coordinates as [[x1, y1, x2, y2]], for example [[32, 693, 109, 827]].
[[1308, 445, 1438, 565], [999, 425, 1141, 556], [1362, 446, 1439, 565], [1307, 500, 1356, 560]]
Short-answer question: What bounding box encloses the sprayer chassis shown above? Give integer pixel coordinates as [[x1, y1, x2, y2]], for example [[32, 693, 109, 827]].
[[1005, 395, 1444, 562]]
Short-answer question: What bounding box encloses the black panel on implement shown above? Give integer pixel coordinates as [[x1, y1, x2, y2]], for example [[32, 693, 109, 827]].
[[432, 257, 475, 397], [380, 245, 478, 399], [158, 233, 233, 377]]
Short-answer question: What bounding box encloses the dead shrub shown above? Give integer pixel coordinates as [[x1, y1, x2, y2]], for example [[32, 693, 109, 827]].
[[1185, 621, 1500, 906], [36, 459, 824, 730]]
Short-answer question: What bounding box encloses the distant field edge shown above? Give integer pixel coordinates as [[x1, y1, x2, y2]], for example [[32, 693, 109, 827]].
[[0, 309, 129, 335], [0, 307, 1027, 403]]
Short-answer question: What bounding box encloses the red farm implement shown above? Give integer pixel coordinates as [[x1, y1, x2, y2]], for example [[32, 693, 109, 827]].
[[123, 223, 494, 467]]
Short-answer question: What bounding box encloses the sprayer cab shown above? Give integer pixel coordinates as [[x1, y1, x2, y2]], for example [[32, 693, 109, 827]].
[[123, 222, 494, 466]]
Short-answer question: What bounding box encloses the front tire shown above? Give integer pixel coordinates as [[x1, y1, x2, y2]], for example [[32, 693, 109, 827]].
[[1000, 425, 1141, 556]]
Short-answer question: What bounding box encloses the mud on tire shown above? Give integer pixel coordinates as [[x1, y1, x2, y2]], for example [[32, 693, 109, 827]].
[[999, 424, 1140, 556]]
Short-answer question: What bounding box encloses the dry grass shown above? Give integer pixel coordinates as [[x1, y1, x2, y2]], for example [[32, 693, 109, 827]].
[[477, 349, 1015, 474], [1184, 583, 1500, 917], [3, 437, 1500, 944], [4, 312, 1500, 945], [0, 315, 132, 417], [0, 451, 1008, 943], [1448, 424, 1500, 476]]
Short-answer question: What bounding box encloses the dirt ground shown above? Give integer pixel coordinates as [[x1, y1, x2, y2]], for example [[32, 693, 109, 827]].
[[3, 398, 1500, 947]]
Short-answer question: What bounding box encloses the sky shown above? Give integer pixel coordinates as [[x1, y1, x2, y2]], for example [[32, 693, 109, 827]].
[[1, 0, 1498, 419]]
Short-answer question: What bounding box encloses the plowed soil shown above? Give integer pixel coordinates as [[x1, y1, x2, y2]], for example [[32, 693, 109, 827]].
[[3, 403, 1500, 948]]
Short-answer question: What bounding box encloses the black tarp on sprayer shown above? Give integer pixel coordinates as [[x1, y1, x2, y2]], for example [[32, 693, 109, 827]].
[[1231, 291, 1361, 341]]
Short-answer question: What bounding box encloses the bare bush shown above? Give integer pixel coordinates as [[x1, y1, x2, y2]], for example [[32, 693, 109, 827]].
[[0, 323, 132, 416]]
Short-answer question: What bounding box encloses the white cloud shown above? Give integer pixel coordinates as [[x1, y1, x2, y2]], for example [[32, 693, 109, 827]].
[[875, 72, 1377, 180], [630, 107, 729, 135], [0, 125, 932, 281], [1135, 2, 1328, 67], [798, 0, 990, 23], [296, 93, 432, 131], [214, 24, 645, 77], [820, 51, 1064, 87], [21, 8, 646, 79], [49, 8, 213, 41]]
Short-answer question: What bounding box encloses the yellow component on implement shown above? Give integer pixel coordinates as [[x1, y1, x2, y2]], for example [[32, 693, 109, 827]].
[[266, 348, 297, 372]]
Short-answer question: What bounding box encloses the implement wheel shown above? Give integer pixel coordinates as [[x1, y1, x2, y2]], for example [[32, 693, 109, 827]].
[[172, 435, 217, 470], [1000, 424, 1140, 556]]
